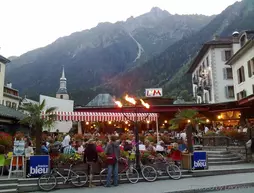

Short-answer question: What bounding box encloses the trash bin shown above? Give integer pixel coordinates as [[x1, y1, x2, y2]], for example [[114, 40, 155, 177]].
[[181, 153, 192, 170]]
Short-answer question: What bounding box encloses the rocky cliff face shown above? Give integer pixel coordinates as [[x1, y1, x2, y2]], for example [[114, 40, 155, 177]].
[[6, 8, 213, 104]]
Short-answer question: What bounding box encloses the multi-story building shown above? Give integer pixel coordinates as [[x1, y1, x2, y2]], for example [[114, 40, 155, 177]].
[[0, 55, 10, 104], [226, 30, 254, 102], [3, 83, 22, 109], [188, 36, 235, 104]]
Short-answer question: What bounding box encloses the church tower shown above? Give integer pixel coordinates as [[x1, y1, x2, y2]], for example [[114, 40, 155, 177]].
[[56, 66, 69, 100]]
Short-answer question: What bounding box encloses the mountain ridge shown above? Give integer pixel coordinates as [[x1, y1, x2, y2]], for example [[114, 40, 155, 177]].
[[6, 7, 214, 104]]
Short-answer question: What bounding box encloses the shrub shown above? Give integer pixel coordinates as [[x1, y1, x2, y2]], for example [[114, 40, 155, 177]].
[[0, 132, 13, 150]]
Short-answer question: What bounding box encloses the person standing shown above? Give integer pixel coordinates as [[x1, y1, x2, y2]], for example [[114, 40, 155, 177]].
[[84, 139, 98, 188], [25, 142, 34, 177], [105, 136, 120, 187]]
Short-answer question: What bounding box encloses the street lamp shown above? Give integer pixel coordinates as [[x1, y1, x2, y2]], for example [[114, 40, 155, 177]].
[[115, 94, 150, 171]]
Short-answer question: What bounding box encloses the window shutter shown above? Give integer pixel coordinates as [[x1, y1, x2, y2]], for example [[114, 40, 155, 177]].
[[225, 86, 229, 98], [221, 51, 226, 61], [248, 61, 252, 77], [242, 66, 245, 81], [237, 69, 240, 84], [223, 68, 227, 79]]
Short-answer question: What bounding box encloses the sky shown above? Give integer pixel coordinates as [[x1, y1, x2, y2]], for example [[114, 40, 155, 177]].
[[0, 0, 239, 57]]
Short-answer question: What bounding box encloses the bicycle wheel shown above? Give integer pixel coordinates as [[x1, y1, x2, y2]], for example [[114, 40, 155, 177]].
[[38, 173, 57, 191], [141, 166, 157, 182], [71, 171, 88, 187], [166, 164, 182, 180], [126, 167, 139, 184], [100, 168, 113, 186]]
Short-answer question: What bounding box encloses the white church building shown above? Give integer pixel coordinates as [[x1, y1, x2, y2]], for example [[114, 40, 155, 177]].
[[40, 66, 74, 133]]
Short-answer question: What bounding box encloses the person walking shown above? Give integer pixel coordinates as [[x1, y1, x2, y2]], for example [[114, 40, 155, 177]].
[[105, 135, 120, 187], [84, 139, 98, 188]]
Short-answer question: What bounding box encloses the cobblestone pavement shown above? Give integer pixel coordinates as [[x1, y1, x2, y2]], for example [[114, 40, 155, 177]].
[[34, 172, 254, 193]]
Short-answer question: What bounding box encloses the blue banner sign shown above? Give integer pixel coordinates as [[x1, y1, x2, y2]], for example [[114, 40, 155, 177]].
[[193, 151, 207, 170], [29, 155, 49, 177]]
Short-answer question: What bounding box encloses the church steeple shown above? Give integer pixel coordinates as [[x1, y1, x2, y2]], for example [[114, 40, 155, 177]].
[[56, 66, 69, 100]]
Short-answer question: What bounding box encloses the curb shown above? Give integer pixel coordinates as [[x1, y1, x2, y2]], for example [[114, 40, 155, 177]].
[[165, 182, 254, 193]]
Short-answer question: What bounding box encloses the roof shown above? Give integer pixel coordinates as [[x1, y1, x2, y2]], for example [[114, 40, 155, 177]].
[[188, 38, 232, 73], [0, 104, 26, 120], [21, 97, 39, 105], [226, 35, 254, 65], [86, 94, 116, 107], [4, 86, 19, 92], [56, 88, 68, 94], [0, 55, 10, 64]]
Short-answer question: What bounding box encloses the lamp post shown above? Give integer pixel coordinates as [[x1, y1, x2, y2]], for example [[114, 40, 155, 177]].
[[115, 95, 150, 171]]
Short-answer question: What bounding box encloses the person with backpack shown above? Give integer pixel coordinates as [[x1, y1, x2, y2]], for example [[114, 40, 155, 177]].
[[84, 139, 98, 188], [105, 135, 120, 187]]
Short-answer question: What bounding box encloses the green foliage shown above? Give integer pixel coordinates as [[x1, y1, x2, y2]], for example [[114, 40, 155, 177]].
[[20, 99, 57, 154]]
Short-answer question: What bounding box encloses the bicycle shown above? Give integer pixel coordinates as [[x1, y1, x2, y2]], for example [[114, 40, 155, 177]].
[[141, 153, 182, 182], [38, 164, 88, 191], [100, 157, 139, 185]]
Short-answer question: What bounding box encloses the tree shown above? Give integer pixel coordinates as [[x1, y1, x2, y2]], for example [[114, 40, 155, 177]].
[[20, 99, 56, 155], [170, 109, 204, 153]]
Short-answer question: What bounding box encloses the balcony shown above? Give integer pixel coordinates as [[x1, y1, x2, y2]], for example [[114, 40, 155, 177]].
[[192, 77, 198, 85], [204, 81, 212, 90], [197, 88, 203, 96]]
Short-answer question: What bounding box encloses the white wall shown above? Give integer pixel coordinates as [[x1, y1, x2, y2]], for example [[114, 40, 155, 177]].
[[213, 48, 235, 103], [39, 95, 74, 133], [0, 62, 5, 104], [232, 45, 254, 99]]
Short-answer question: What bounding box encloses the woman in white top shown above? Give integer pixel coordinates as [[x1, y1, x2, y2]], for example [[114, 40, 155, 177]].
[[25, 142, 34, 177]]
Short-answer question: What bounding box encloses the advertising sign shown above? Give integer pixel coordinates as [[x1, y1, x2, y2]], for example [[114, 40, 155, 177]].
[[13, 140, 25, 156], [145, 88, 163, 97], [193, 151, 207, 170], [29, 155, 50, 177]]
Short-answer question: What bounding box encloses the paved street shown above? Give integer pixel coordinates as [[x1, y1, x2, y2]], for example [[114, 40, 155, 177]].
[[34, 172, 254, 193]]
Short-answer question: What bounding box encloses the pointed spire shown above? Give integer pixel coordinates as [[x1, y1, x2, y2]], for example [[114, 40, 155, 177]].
[[60, 65, 66, 81]]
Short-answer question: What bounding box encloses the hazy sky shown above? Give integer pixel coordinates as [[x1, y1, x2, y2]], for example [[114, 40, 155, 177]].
[[0, 0, 239, 57]]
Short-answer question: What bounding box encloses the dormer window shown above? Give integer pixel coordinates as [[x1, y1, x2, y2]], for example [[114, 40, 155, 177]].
[[240, 34, 246, 47]]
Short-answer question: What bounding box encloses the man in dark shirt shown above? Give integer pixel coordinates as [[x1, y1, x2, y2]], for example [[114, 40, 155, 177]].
[[84, 139, 98, 188]]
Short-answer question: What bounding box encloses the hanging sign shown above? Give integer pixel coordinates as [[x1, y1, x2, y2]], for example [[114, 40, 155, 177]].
[[13, 140, 25, 156]]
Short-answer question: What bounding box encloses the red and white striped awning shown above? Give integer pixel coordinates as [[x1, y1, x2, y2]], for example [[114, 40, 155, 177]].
[[41, 111, 158, 122]]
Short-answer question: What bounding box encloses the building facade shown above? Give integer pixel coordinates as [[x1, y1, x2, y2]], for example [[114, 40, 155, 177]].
[[188, 37, 235, 104], [56, 66, 69, 100], [227, 31, 254, 101], [3, 83, 21, 109], [0, 55, 10, 104]]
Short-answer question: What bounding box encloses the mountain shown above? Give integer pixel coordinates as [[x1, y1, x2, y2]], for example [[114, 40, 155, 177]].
[[105, 0, 254, 101], [5, 8, 213, 104]]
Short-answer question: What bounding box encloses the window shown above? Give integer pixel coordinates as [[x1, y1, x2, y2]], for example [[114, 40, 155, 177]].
[[221, 50, 232, 61], [223, 68, 233, 79], [204, 93, 209, 103], [237, 66, 245, 84], [237, 90, 247, 100], [247, 58, 254, 77], [6, 101, 11, 107], [225, 50, 232, 61], [253, 85, 254, 94], [225, 86, 235, 98], [0, 63, 1, 72], [206, 56, 209, 67], [12, 103, 17, 109]]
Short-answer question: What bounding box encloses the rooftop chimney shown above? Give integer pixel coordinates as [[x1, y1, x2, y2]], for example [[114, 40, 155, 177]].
[[6, 82, 12, 88], [213, 34, 219, 40]]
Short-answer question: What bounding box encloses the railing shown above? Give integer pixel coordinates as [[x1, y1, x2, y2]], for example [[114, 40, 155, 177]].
[[202, 136, 247, 147]]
